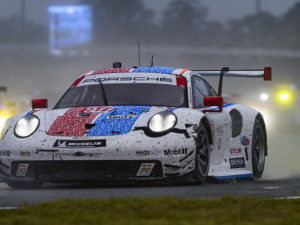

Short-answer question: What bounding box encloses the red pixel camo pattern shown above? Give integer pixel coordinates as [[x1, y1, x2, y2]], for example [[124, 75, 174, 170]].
[[47, 106, 116, 137], [92, 68, 132, 75]]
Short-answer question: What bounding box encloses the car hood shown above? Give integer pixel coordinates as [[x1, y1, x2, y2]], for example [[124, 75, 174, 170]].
[[45, 106, 171, 137]]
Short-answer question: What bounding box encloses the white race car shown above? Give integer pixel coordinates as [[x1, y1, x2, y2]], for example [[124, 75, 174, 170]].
[[0, 65, 272, 188]]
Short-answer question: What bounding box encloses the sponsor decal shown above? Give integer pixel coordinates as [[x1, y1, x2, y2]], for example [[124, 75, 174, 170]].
[[216, 125, 224, 136], [241, 136, 250, 146], [16, 163, 29, 177], [53, 140, 106, 148], [136, 163, 155, 176], [107, 114, 137, 119], [20, 151, 31, 157], [229, 157, 246, 169], [82, 76, 173, 85], [136, 151, 150, 157], [164, 148, 188, 156], [0, 150, 10, 157], [229, 148, 242, 155]]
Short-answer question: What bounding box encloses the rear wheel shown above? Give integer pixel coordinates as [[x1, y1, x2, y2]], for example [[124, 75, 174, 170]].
[[252, 118, 266, 178], [194, 123, 210, 184], [6, 181, 43, 189]]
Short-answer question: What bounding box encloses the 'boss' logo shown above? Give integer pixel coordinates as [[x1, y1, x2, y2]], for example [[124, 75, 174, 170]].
[[229, 157, 245, 169]]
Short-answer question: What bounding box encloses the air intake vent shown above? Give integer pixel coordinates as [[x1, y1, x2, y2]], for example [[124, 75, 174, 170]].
[[230, 109, 243, 138]]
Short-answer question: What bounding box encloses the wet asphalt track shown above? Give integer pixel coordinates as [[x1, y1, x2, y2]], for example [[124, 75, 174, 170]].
[[1, 133, 300, 207], [1, 177, 300, 207]]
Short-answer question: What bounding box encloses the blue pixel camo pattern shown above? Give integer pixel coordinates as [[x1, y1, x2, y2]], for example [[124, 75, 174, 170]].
[[132, 67, 177, 74], [86, 106, 152, 136]]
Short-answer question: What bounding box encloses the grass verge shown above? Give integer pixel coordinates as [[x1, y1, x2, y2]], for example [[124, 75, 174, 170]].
[[1, 196, 300, 225]]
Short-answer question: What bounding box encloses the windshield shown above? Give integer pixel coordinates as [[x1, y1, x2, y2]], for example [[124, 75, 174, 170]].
[[54, 83, 187, 109]]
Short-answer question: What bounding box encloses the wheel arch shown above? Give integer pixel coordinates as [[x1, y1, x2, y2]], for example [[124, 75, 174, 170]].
[[200, 117, 213, 145]]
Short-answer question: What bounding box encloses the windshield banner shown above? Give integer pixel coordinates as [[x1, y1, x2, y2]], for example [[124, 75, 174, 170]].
[[78, 73, 177, 86]]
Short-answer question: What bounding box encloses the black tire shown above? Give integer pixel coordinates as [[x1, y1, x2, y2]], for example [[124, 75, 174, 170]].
[[252, 118, 266, 178], [6, 181, 43, 189], [194, 123, 210, 184]]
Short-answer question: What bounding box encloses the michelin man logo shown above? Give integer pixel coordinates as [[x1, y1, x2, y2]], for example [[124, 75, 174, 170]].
[[54, 140, 67, 148]]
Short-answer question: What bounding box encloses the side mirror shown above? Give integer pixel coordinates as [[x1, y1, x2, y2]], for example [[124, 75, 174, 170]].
[[32, 99, 48, 110], [203, 96, 224, 112]]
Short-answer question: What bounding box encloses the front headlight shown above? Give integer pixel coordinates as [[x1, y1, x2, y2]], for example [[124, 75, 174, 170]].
[[14, 115, 40, 138], [148, 111, 177, 133]]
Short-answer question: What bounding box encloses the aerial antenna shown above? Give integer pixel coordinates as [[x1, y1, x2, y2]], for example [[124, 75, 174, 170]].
[[150, 55, 154, 67], [137, 41, 141, 67]]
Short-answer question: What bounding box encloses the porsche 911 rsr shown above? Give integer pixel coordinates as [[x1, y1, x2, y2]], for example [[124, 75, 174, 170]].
[[0, 65, 272, 188]]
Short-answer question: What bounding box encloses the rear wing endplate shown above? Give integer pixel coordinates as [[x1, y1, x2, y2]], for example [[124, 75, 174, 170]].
[[193, 67, 272, 81]]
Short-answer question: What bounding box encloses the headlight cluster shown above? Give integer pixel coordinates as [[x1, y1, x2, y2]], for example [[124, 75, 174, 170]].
[[148, 111, 177, 134], [14, 115, 40, 138]]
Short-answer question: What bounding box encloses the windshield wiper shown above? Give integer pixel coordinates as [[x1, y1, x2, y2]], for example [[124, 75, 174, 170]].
[[98, 77, 109, 105]]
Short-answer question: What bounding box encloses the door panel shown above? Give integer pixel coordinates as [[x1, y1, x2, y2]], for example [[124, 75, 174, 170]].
[[206, 112, 230, 165]]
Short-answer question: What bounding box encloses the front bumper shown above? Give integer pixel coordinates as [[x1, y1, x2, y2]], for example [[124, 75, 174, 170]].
[[0, 129, 197, 183], [4, 160, 163, 182]]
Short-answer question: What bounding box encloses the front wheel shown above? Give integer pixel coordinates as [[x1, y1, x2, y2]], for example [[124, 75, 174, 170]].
[[194, 123, 210, 184], [252, 118, 266, 178]]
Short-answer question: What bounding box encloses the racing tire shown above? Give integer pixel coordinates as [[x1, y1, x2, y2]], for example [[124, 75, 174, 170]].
[[194, 123, 210, 184], [6, 181, 43, 189], [252, 118, 266, 178]]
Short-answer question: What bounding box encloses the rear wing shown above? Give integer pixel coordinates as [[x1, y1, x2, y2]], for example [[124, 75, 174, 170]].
[[192, 67, 272, 96], [193, 67, 272, 81]]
